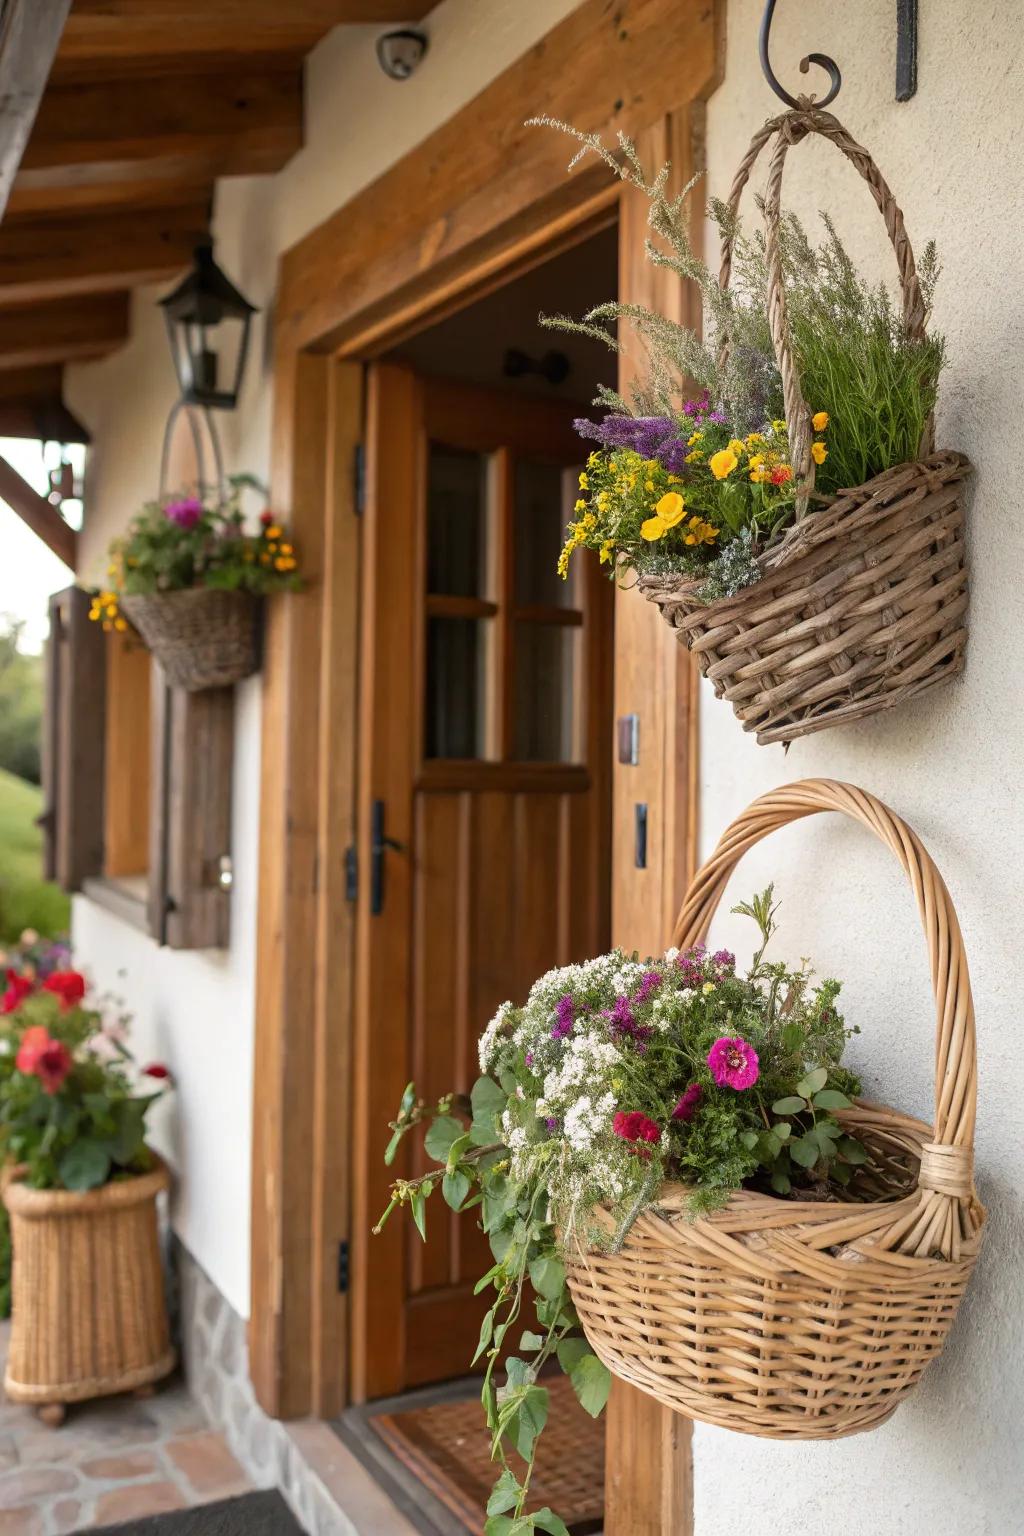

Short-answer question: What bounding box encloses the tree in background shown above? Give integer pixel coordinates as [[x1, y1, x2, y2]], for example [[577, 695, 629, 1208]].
[[0, 617, 42, 785]]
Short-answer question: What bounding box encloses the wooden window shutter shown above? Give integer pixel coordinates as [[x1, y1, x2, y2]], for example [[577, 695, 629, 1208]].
[[148, 678, 234, 950], [42, 586, 107, 892]]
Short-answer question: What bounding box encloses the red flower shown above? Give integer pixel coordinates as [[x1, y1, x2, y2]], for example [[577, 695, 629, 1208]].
[[41, 971, 86, 1010], [1, 972, 33, 1014], [770, 465, 793, 486], [671, 1084, 703, 1122], [16, 1025, 73, 1095], [142, 1063, 172, 1082], [613, 1110, 661, 1144], [259, 509, 274, 526]]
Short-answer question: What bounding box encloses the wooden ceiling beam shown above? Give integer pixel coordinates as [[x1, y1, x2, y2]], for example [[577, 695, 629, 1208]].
[[0, 292, 131, 371], [0, 204, 208, 306], [6, 173, 215, 220], [0, 0, 73, 220], [0, 365, 89, 442], [57, 2, 432, 74], [0, 452, 76, 569], [18, 68, 304, 196]]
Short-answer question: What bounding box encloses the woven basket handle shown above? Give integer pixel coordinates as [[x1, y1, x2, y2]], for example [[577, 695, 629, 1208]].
[[670, 780, 978, 1257], [717, 108, 932, 517]]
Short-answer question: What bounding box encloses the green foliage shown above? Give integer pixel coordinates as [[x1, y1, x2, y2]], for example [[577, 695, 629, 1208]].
[[534, 119, 946, 598], [0, 769, 69, 944], [0, 619, 43, 785], [0, 987, 168, 1192], [377, 888, 867, 1530], [98, 476, 301, 614]]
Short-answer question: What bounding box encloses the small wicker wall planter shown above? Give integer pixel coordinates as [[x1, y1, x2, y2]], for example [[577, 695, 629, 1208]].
[[566, 780, 984, 1439], [3, 1154, 175, 1422], [639, 108, 970, 746], [120, 588, 260, 691]]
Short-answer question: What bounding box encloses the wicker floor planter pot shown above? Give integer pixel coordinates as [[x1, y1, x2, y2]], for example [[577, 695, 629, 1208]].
[[639, 107, 971, 746], [120, 588, 260, 691], [566, 780, 985, 1440], [3, 1155, 175, 1415]]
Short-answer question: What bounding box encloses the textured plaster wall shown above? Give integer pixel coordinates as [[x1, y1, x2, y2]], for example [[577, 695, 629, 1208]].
[[693, 3, 1024, 1532], [65, 0, 580, 1318]]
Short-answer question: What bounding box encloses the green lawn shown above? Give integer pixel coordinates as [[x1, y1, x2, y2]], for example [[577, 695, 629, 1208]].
[[0, 767, 69, 944]]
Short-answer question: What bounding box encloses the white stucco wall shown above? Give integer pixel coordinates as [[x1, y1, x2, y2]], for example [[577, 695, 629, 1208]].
[[692, 3, 1024, 1531], [64, 0, 580, 1319]]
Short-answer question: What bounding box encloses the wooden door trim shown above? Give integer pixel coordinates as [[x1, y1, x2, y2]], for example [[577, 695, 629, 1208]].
[[251, 0, 722, 1426]]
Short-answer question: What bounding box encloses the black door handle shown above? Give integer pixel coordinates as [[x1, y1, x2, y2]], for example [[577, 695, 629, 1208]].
[[370, 799, 405, 915]]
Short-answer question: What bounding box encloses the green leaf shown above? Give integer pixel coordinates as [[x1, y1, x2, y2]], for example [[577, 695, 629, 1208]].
[[442, 1169, 470, 1210], [533, 1511, 571, 1536], [520, 1330, 545, 1353], [772, 1096, 807, 1115], [472, 1309, 495, 1364], [796, 1067, 828, 1098], [484, 1517, 515, 1536], [383, 1127, 404, 1166], [529, 1254, 565, 1302], [58, 1140, 111, 1192], [790, 1135, 820, 1169], [424, 1115, 464, 1163], [569, 1353, 611, 1418], [770, 1169, 791, 1195], [486, 1469, 521, 1517], [839, 1136, 868, 1165], [515, 1385, 549, 1459], [773, 1122, 792, 1141], [410, 1187, 428, 1241], [813, 1089, 852, 1110], [471, 1076, 507, 1144], [739, 1130, 759, 1150], [781, 1022, 805, 1053], [556, 1336, 590, 1375], [446, 1133, 472, 1170]]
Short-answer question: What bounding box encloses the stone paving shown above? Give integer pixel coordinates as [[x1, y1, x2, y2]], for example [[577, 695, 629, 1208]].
[[0, 1324, 253, 1535]]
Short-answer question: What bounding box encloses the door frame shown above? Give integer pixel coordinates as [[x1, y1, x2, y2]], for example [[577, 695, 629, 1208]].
[[250, 0, 722, 1438]]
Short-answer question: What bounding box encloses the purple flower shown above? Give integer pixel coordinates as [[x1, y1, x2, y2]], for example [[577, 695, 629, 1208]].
[[551, 994, 575, 1041], [712, 949, 736, 973], [605, 994, 654, 1052], [671, 1084, 703, 1122], [545, 1117, 560, 1133], [164, 496, 204, 530], [573, 415, 689, 475], [677, 944, 708, 989], [707, 1036, 760, 1091], [633, 969, 663, 1006], [524, 1052, 534, 1067]]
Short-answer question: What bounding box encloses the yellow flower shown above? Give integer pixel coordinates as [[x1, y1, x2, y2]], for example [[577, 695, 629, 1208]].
[[667, 474, 683, 485], [587, 451, 600, 469], [683, 516, 719, 547], [574, 499, 587, 513], [114, 617, 128, 631], [811, 441, 828, 465], [748, 454, 765, 470], [265, 524, 283, 540], [645, 479, 655, 492], [749, 467, 768, 484], [685, 450, 703, 464], [275, 556, 297, 572], [702, 981, 717, 996], [746, 433, 765, 448], [812, 411, 830, 432], [608, 460, 617, 471], [727, 438, 746, 457], [578, 472, 589, 490], [654, 491, 686, 528], [599, 539, 615, 565], [641, 516, 666, 541], [709, 448, 738, 480], [772, 419, 787, 434], [687, 431, 703, 446], [260, 553, 271, 565]]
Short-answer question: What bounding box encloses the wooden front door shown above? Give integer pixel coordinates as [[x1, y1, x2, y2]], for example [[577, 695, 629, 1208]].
[[351, 366, 613, 1400]]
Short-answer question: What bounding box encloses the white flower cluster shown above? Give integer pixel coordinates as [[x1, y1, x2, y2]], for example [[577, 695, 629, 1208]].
[[479, 1000, 515, 1072]]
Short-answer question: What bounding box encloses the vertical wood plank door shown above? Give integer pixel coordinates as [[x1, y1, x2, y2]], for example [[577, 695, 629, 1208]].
[[351, 366, 613, 1400]]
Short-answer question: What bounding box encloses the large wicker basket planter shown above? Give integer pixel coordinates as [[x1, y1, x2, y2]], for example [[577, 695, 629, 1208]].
[[566, 780, 985, 1440], [639, 108, 971, 746], [3, 1155, 175, 1413], [120, 588, 260, 691]]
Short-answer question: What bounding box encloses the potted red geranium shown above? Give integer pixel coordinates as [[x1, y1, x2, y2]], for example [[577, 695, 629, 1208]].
[[0, 964, 175, 1424]]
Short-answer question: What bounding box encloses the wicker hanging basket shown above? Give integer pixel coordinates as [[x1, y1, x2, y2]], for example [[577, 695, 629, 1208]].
[[3, 1154, 175, 1415], [566, 780, 984, 1439], [120, 587, 260, 691], [638, 109, 970, 745]]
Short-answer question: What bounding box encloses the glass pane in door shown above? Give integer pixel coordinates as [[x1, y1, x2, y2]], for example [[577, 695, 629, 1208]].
[[427, 445, 489, 597], [513, 623, 580, 762], [425, 616, 489, 759], [514, 459, 578, 609]]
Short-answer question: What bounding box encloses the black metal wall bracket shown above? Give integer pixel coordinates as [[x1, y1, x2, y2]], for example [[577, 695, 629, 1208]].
[[759, 0, 918, 109]]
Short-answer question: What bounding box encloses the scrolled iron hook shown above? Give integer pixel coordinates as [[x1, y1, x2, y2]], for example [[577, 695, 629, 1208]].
[[759, 0, 842, 110]]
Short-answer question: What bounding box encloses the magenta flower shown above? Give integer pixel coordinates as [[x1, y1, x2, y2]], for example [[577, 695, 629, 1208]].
[[707, 1036, 760, 1090], [671, 1084, 703, 1122], [164, 496, 204, 530], [633, 969, 663, 1005], [551, 994, 575, 1041]]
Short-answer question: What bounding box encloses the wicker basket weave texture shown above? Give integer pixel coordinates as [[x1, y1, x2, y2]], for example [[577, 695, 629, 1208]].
[[3, 1155, 175, 1406], [120, 588, 260, 692], [566, 781, 985, 1439], [638, 107, 970, 746]]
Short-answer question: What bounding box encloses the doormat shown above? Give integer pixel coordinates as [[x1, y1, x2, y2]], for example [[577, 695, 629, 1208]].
[[365, 1375, 604, 1535], [90, 1490, 305, 1535]]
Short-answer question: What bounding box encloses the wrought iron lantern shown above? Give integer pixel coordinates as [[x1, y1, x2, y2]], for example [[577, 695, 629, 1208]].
[[159, 244, 257, 410]]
